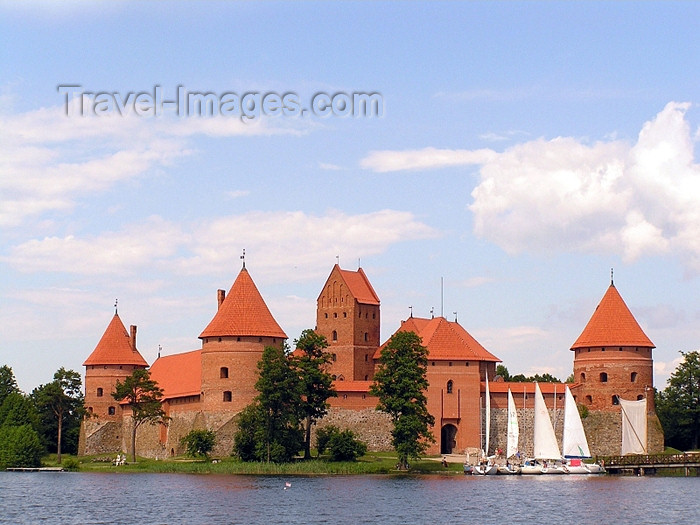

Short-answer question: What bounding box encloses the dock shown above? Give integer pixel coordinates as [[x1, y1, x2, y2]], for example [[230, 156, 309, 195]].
[[5, 467, 65, 472], [599, 452, 700, 476]]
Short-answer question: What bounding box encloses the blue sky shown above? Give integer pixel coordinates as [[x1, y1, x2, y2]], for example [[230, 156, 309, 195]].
[[1, 1, 699, 393]]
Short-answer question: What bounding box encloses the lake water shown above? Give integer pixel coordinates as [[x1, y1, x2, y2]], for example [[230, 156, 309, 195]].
[[0, 471, 697, 524]]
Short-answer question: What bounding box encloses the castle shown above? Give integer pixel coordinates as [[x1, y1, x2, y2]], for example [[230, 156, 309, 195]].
[[79, 262, 664, 458]]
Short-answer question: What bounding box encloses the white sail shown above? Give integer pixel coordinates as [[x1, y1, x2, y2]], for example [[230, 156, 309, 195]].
[[562, 385, 591, 458], [506, 388, 519, 458], [620, 397, 647, 455], [533, 382, 561, 459], [484, 374, 490, 456]]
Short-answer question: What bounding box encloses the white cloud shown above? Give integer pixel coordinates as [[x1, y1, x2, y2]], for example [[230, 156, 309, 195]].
[[360, 102, 700, 273], [360, 147, 497, 173], [0, 100, 304, 228], [3, 209, 439, 281]]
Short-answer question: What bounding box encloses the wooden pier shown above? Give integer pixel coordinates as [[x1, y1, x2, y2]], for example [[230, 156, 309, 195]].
[[598, 452, 700, 476], [5, 467, 64, 472]]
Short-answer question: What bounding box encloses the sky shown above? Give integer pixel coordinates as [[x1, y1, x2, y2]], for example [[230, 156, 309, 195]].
[[1, 1, 699, 394]]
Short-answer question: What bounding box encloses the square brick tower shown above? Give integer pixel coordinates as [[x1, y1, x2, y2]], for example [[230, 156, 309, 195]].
[[316, 264, 380, 382]]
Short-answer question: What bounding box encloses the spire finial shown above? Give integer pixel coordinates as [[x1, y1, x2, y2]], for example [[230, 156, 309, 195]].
[[409, 305, 413, 318], [114, 298, 118, 314], [336, 254, 339, 266], [430, 306, 434, 319], [240, 249, 246, 269], [158, 344, 162, 359], [611, 267, 614, 286], [453, 311, 458, 322]]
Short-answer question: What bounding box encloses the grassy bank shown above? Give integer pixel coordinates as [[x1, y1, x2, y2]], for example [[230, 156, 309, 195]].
[[43, 452, 466, 476]]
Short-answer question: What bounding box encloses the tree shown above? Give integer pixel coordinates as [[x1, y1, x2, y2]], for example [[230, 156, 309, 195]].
[[369, 331, 434, 470], [0, 392, 40, 431], [291, 329, 336, 459], [0, 365, 20, 407], [112, 369, 168, 463], [180, 429, 216, 460], [233, 345, 303, 463], [0, 424, 43, 469], [495, 365, 511, 382], [315, 425, 366, 461], [656, 350, 700, 450], [32, 368, 84, 463]]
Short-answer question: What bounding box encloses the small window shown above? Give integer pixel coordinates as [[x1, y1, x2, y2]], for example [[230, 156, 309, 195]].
[[449, 362, 452, 367], [331, 353, 337, 362], [364, 375, 368, 381], [332, 330, 337, 341], [637, 394, 644, 400], [334, 312, 338, 318], [612, 395, 619, 405], [600, 372, 608, 383], [223, 391, 232, 402], [343, 312, 347, 318], [631, 372, 638, 383], [220, 367, 229, 379], [325, 313, 328, 318], [218, 337, 222, 342], [108, 406, 116, 415], [364, 332, 368, 342], [97, 388, 103, 397], [364, 354, 368, 362], [585, 395, 592, 404], [580, 373, 586, 383], [447, 380, 454, 394]]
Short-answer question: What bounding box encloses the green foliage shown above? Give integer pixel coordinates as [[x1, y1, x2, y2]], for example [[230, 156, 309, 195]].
[[233, 345, 304, 463], [0, 392, 41, 431], [496, 366, 562, 384], [31, 367, 85, 462], [291, 329, 337, 459], [369, 331, 435, 470], [578, 403, 589, 419], [112, 368, 168, 462], [315, 425, 339, 456], [0, 365, 20, 407], [62, 456, 80, 471], [181, 429, 216, 460], [316, 425, 367, 461], [0, 424, 43, 468], [495, 365, 510, 382], [656, 350, 700, 450]]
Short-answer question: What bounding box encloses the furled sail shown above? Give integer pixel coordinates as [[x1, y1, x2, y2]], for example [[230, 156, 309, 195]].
[[506, 388, 519, 458], [562, 385, 591, 458], [484, 374, 490, 456]]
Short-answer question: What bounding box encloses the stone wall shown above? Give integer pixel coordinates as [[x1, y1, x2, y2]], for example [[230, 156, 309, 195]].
[[314, 407, 392, 451], [79, 420, 123, 456]]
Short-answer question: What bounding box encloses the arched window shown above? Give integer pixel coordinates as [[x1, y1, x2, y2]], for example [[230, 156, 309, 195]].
[[630, 372, 638, 383], [580, 373, 586, 383], [600, 372, 608, 383], [364, 332, 368, 342], [446, 380, 454, 394], [220, 367, 229, 379], [96, 387, 103, 397], [223, 391, 232, 402], [332, 330, 337, 341]]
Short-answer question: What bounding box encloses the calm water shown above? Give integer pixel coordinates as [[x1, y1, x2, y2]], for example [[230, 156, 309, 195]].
[[0, 471, 697, 524]]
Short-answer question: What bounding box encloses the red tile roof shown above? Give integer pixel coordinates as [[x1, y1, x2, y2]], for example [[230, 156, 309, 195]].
[[83, 314, 149, 367], [149, 350, 202, 400], [375, 316, 500, 362], [487, 382, 564, 395], [334, 380, 373, 393], [571, 284, 654, 349], [199, 268, 287, 339], [338, 266, 380, 305]]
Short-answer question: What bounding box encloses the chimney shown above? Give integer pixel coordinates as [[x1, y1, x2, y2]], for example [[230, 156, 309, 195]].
[[130, 325, 137, 352], [217, 289, 226, 309]]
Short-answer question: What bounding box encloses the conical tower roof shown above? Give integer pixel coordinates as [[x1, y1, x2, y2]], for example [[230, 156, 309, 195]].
[[571, 283, 654, 349], [199, 267, 287, 339], [83, 313, 149, 367]]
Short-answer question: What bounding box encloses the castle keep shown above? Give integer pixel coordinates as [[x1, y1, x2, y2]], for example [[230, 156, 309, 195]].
[[79, 264, 663, 458]]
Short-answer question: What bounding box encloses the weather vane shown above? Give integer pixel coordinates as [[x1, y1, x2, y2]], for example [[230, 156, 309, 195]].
[[241, 249, 246, 269], [114, 298, 118, 314]]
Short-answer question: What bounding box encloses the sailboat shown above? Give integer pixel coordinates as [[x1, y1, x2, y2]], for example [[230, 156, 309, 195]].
[[522, 382, 566, 474], [562, 386, 605, 474], [472, 375, 498, 475], [498, 388, 521, 474]]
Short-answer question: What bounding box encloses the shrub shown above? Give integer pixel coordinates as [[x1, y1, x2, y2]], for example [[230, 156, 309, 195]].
[[181, 429, 216, 460], [0, 424, 43, 468], [62, 457, 80, 471], [316, 426, 367, 461], [315, 425, 340, 456]]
